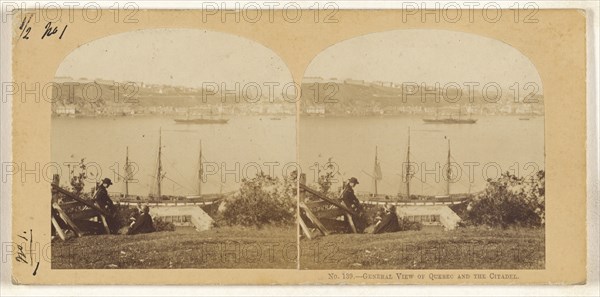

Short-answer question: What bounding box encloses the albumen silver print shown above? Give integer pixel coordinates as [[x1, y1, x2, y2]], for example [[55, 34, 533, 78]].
[[6, 7, 589, 286]]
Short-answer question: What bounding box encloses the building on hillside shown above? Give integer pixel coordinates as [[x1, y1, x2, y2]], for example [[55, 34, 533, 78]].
[[55, 105, 77, 115], [94, 79, 115, 86], [395, 205, 461, 230], [344, 79, 366, 85], [499, 105, 513, 114], [54, 76, 75, 83], [303, 76, 325, 84], [305, 105, 326, 115]]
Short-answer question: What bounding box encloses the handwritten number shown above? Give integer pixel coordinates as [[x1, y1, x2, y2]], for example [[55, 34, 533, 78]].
[[19, 16, 32, 39], [15, 229, 40, 276], [33, 262, 40, 276], [59, 25, 68, 39]]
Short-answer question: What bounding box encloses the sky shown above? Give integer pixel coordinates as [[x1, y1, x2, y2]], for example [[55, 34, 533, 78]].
[[55, 28, 294, 97], [56, 28, 543, 98], [304, 29, 543, 94]]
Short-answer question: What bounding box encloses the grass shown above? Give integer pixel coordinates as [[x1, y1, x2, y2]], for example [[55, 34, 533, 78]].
[[52, 226, 297, 269], [300, 227, 545, 270], [53, 225, 545, 270]]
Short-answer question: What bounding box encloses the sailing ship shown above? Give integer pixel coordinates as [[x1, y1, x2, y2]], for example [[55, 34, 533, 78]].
[[174, 108, 229, 124], [423, 106, 477, 124], [359, 127, 470, 205], [119, 128, 228, 205], [123, 146, 133, 198], [184, 139, 228, 203]]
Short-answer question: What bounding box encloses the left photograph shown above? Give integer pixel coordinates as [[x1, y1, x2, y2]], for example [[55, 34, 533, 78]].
[[49, 29, 298, 269]]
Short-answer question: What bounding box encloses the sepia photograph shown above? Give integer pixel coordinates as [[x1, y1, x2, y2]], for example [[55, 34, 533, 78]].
[[49, 29, 298, 269], [298, 29, 545, 270], [6, 7, 590, 287]]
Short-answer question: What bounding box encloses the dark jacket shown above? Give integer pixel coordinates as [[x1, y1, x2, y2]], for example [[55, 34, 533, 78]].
[[373, 212, 400, 234], [96, 185, 115, 212], [341, 185, 361, 211], [127, 213, 156, 235]]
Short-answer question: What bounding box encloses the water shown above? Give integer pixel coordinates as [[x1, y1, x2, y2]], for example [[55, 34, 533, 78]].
[[53, 115, 544, 198], [299, 115, 544, 196], [52, 115, 296, 197]]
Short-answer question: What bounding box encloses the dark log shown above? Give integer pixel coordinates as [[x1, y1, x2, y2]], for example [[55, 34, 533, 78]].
[[299, 184, 357, 217], [300, 202, 330, 236], [52, 202, 82, 237], [51, 184, 110, 217]]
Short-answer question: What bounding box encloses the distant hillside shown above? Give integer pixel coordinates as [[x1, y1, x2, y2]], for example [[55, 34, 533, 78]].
[[50, 81, 288, 112], [300, 82, 544, 114]]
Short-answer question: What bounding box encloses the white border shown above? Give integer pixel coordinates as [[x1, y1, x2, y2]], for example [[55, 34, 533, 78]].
[[0, 1, 598, 296]]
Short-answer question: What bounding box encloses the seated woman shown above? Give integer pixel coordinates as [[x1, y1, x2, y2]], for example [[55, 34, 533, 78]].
[[127, 206, 156, 235], [373, 204, 400, 234]]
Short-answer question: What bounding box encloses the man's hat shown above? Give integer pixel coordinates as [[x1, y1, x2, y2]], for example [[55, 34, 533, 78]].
[[384, 204, 396, 212], [348, 177, 359, 184], [102, 178, 113, 186]]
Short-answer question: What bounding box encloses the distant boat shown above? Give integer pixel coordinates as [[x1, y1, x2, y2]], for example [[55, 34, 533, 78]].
[[518, 105, 535, 120], [174, 108, 229, 125], [423, 106, 477, 124], [423, 118, 477, 124], [174, 118, 229, 124]]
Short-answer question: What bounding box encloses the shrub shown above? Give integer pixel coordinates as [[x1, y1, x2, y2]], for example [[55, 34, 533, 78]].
[[221, 172, 297, 227], [466, 170, 545, 228]]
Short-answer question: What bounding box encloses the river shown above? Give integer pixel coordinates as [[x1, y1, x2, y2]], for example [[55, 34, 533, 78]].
[[52, 114, 544, 198], [299, 115, 544, 196], [52, 115, 296, 197]]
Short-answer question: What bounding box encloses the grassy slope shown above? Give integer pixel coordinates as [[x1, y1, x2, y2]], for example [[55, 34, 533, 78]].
[[52, 226, 297, 269], [300, 227, 545, 270], [53, 226, 544, 270]]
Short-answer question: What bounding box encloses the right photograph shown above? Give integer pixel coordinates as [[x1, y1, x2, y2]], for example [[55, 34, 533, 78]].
[[298, 29, 545, 270]]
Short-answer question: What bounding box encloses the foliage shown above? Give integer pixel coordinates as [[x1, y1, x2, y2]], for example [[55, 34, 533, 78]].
[[305, 157, 342, 201], [221, 171, 297, 227], [316, 159, 338, 195], [69, 158, 88, 195], [465, 170, 545, 228]]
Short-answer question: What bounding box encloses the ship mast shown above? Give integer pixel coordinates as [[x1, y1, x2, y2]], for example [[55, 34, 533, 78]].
[[446, 137, 451, 196], [198, 139, 203, 196], [405, 127, 411, 199], [157, 127, 163, 198], [373, 146, 378, 197], [125, 146, 129, 198]]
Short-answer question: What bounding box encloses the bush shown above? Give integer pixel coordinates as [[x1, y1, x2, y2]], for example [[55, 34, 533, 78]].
[[221, 172, 297, 227], [466, 170, 545, 228]]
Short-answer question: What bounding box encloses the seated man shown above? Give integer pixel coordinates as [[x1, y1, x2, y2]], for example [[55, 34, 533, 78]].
[[373, 204, 400, 234], [96, 178, 116, 215], [341, 177, 363, 213], [127, 206, 156, 235]]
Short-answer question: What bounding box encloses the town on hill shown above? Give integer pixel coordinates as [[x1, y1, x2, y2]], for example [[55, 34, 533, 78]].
[[300, 77, 544, 117]]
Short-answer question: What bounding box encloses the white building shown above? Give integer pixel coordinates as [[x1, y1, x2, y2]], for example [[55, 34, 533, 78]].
[[55, 105, 76, 115], [306, 105, 325, 115], [151, 206, 214, 231], [396, 205, 461, 230]]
